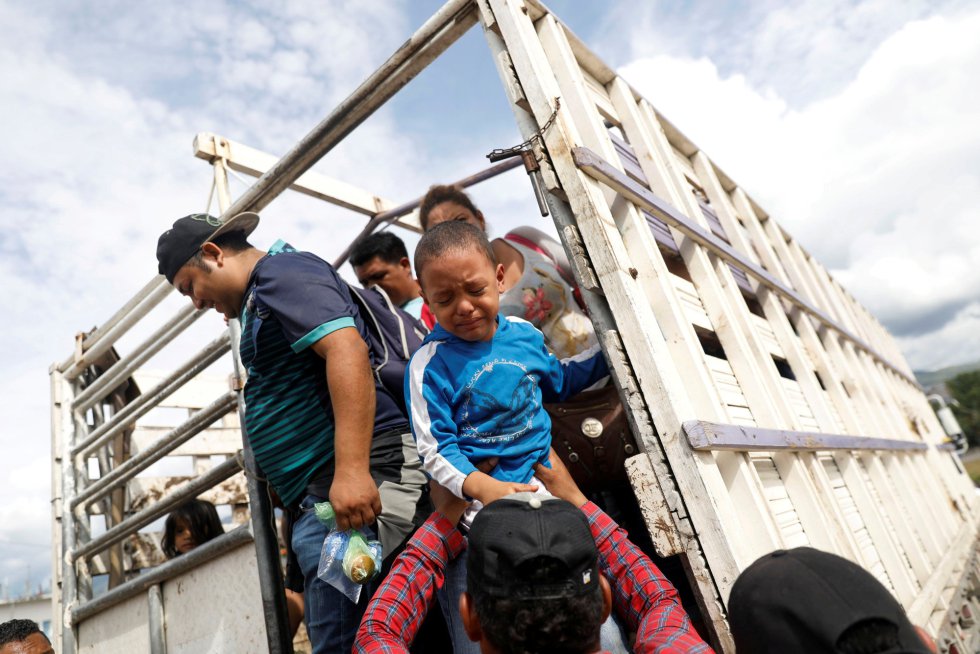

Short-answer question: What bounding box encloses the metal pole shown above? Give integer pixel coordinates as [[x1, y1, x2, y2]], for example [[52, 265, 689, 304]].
[[72, 304, 205, 412], [63, 280, 174, 380], [71, 392, 238, 510], [331, 157, 523, 268], [215, 143, 293, 650], [71, 455, 243, 561], [71, 526, 255, 625], [72, 333, 231, 458], [57, 276, 168, 373], [148, 585, 167, 654], [214, 0, 476, 222], [57, 374, 79, 653]]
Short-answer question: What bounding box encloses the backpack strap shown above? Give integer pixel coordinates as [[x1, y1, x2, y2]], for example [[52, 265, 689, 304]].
[[345, 284, 390, 379], [371, 284, 411, 358]]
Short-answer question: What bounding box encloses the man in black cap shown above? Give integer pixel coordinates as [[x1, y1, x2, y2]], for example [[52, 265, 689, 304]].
[[156, 213, 426, 653], [729, 546, 937, 654], [355, 450, 711, 653]]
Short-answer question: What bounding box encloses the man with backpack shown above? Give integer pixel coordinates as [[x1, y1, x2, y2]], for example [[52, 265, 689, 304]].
[[155, 212, 428, 654]]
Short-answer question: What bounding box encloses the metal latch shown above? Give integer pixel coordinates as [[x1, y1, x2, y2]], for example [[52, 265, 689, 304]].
[[486, 98, 561, 217]]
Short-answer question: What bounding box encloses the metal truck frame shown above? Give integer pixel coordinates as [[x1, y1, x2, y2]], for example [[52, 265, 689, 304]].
[[52, 1, 979, 652]]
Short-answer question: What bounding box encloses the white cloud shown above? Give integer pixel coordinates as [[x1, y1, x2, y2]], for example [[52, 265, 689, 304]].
[[616, 10, 980, 370], [0, 0, 444, 599], [600, 0, 967, 104], [0, 0, 541, 601]]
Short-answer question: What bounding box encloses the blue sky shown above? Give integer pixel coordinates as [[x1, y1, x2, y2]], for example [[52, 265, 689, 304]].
[[0, 0, 978, 601]]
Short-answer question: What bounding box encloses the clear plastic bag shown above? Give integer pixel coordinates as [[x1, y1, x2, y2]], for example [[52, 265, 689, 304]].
[[313, 501, 383, 603]]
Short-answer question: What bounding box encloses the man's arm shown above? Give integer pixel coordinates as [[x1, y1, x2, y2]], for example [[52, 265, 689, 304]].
[[355, 484, 468, 653], [311, 327, 381, 531], [534, 450, 712, 654], [584, 504, 712, 653]]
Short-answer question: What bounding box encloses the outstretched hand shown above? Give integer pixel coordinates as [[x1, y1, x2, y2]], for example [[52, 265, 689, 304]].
[[429, 457, 501, 525], [533, 448, 588, 508]]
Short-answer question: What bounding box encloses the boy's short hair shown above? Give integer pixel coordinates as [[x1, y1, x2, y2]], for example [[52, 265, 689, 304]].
[[349, 231, 410, 268], [414, 221, 497, 280]]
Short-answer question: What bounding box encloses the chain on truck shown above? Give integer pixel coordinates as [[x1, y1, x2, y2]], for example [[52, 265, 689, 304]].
[[50, 1, 979, 652]]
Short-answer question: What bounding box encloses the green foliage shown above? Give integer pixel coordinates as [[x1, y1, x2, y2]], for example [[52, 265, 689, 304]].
[[948, 371, 980, 446], [965, 457, 980, 486]]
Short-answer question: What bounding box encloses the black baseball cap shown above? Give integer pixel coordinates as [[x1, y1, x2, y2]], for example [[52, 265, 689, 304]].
[[728, 547, 931, 653], [156, 212, 259, 283], [467, 493, 599, 600]]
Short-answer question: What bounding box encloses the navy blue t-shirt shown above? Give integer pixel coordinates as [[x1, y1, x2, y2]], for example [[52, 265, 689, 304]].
[[239, 240, 407, 506]]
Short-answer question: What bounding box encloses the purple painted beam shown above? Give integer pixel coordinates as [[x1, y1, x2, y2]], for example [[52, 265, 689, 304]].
[[570, 145, 919, 389], [683, 420, 929, 452]]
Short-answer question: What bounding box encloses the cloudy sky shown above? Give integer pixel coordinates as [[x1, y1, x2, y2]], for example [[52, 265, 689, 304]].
[[1, 0, 977, 601]]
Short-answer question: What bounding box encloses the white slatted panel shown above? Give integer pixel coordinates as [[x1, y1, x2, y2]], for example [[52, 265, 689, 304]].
[[820, 454, 893, 591], [751, 314, 783, 357], [824, 392, 848, 433], [581, 65, 616, 119], [705, 354, 756, 426], [857, 457, 920, 591], [672, 274, 713, 329], [750, 454, 808, 547], [671, 145, 698, 179], [484, 5, 977, 645], [781, 378, 821, 432]]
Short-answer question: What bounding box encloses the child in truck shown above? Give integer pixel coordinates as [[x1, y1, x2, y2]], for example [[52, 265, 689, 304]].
[[405, 219, 630, 654], [404, 220, 609, 522]]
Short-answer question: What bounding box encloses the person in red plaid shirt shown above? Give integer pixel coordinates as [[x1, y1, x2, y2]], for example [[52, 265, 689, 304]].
[[355, 449, 713, 654]]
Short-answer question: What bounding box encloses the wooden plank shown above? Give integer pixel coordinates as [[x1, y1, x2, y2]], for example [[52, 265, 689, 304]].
[[750, 454, 808, 548], [861, 453, 935, 585], [484, 4, 976, 649], [131, 426, 243, 457], [908, 521, 979, 624], [694, 154, 841, 438], [684, 420, 929, 452], [672, 275, 713, 330], [485, 9, 745, 646], [835, 453, 918, 603], [193, 132, 398, 219], [571, 146, 919, 387], [819, 454, 894, 592], [880, 454, 945, 565], [131, 371, 239, 414]]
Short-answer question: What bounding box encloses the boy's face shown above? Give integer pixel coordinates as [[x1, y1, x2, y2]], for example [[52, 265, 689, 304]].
[[419, 245, 504, 342]]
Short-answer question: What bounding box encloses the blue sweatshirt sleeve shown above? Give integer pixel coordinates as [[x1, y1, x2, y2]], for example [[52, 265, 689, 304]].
[[539, 340, 610, 402], [405, 342, 478, 499]]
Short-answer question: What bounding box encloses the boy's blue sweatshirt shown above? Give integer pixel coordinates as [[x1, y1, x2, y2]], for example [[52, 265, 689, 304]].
[[405, 314, 609, 499]]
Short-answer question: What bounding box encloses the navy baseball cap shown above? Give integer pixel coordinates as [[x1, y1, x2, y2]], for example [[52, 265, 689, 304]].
[[156, 212, 259, 283], [467, 493, 599, 600]]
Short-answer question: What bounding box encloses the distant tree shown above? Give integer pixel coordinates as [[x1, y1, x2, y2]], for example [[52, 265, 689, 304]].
[[948, 371, 980, 446]]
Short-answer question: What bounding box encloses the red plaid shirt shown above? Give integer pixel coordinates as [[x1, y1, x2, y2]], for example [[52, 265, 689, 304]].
[[354, 502, 713, 653]]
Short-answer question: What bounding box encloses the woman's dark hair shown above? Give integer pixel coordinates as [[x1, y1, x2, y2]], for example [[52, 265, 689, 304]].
[[161, 499, 224, 559], [418, 184, 483, 231], [472, 558, 604, 654]]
